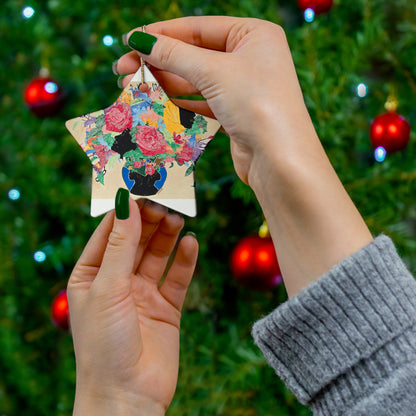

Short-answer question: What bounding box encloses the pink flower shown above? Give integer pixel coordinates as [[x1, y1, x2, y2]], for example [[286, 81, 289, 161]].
[[95, 144, 111, 168], [145, 164, 156, 175], [165, 156, 175, 164], [176, 143, 194, 165], [105, 102, 133, 132], [133, 161, 143, 169], [136, 125, 166, 156]]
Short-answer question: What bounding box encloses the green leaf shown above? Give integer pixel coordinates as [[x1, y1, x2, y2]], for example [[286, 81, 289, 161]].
[[133, 165, 146, 176], [185, 164, 194, 177], [124, 148, 143, 160], [107, 154, 120, 169], [95, 114, 106, 129], [87, 127, 102, 138], [103, 134, 115, 147], [96, 171, 105, 185], [153, 102, 165, 116], [187, 114, 208, 135]]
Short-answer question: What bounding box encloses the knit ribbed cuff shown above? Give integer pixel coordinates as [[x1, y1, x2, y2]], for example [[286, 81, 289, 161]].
[[252, 235, 416, 411]]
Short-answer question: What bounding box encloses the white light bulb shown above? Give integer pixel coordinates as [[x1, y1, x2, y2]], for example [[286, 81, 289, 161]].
[[23, 6, 35, 19], [44, 81, 58, 94], [356, 83, 368, 98]]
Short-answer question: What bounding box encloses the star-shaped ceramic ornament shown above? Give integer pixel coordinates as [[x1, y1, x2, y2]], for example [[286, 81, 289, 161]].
[[65, 65, 221, 217]]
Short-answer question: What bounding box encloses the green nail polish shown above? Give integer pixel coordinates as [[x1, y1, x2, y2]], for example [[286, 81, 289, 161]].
[[115, 188, 129, 220], [128, 31, 157, 55]]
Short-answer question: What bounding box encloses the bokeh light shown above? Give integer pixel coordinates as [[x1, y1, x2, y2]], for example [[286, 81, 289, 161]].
[[356, 83, 368, 98], [8, 189, 21, 200], [34, 250, 47, 263], [103, 35, 114, 46], [304, 8, 315, 22], [374, 146, 387, 162], [22, 6, 35, 19]]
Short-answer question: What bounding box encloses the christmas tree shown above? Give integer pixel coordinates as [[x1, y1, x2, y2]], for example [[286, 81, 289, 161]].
[[1, 0, 416, 415]]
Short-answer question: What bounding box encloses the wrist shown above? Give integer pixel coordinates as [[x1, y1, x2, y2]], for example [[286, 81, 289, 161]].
[[73, 387, 166, 416], [247, 116, 372, 296], [247, 109, 321, 199], [245, 96, 319, 185]]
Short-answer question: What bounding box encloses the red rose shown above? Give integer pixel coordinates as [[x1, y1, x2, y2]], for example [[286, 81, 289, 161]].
[[176, 143, 194, 165], [136, 126, 166, 156], [105, 102, 133, 132]]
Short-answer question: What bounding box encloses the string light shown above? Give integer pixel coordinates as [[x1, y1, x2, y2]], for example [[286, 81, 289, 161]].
[[374, 146, 387, 163], [44, 81, 58, 94], [34, 250, 47, 263], [22, 6, 35, 19], [304, 8, 315, 22], [8, 189, 20, 200], [356, 83, 368, 98], [103, 35, 114, 46]]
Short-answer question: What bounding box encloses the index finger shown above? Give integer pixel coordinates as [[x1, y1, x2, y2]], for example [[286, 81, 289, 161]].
[[133, 16, 245, 52]]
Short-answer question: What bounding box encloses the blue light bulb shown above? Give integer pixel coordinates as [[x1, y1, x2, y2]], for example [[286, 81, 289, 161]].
[[304, 8, 315, 23], [8, 189, 21, 200], [34, 250, 47, 263], [374, 146, 387, 163], [103, 35, 114, 46]]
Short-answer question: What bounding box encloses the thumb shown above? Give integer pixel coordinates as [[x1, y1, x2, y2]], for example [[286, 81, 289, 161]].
[[97, 189, 141, 287], [127, 30, 220, 94]]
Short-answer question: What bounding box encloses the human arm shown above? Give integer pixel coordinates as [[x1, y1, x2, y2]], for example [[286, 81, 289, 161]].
[[252, 235, 416, 416], [116, 16, 373, 297], [114, 16, 416, 415], [67, 197, 198, 416]]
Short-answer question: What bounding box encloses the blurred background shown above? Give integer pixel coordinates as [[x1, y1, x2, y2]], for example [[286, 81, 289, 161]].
[[1, 0, 416, 414]]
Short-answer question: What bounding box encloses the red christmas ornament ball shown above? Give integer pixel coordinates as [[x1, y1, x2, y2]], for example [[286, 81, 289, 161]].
[[370, 111, 411, 153], [298, 0, 334, 14], [51, 290, 69, 330], [24, 76, 63, 117], [230, 235, 282, 290]]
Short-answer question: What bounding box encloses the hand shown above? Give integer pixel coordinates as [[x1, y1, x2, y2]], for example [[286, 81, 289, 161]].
[[67, 199, 198, 415], [116, 17, 372, 296], [116, 16, 311, 185]]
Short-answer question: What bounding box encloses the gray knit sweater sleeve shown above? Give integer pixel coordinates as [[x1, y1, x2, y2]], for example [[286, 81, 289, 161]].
[[252, 235, 416, 416]]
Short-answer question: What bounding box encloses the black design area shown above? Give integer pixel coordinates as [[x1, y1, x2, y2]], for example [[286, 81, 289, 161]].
[[179, 107, 196, 129], [111, 129, 137, 158], [129, 170, 161, 196]]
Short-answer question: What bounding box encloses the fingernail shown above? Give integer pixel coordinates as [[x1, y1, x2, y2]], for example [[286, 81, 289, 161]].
[[186, 231, 197, 238], [128, 31, 157, 55], [117, 76, 124, 89], [122, 33, 129, 46], [115, 188, 130, 220], [112, 60, 119, 76]]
